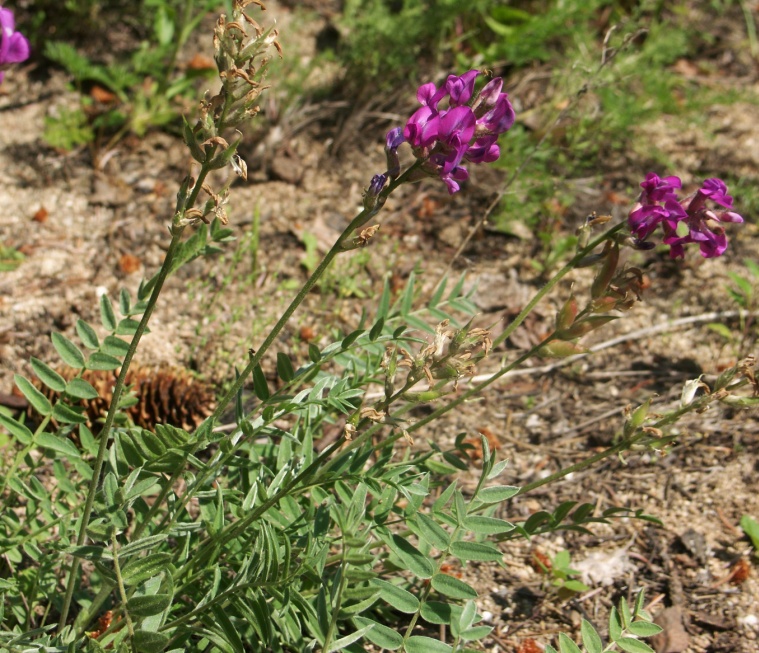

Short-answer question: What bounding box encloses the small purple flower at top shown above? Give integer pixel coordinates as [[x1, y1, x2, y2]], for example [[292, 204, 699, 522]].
[[628, 173, 744, 258], [0, 6, 30, 83], [388, 69, 515, 194]]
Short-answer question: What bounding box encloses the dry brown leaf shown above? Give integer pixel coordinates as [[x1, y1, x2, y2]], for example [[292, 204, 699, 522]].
[[187, 53, 216, 70], [119, 253, 142, 274], [299, 325, 316, 342], [517, 638, 542, 653], [90, 85, 117, 104]]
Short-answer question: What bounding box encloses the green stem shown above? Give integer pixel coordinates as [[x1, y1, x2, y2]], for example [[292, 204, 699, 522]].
[[206, 201, 386, 426], [323, 530, 350, 653], [358, 222, 624, 461], [71, 168, 409, 633], [160, 169, 421, 588], [516, 431, 648, 498], [513, 388, 726, 498], [56, 155, 221, 631], [493, 221, 624, 349], [111, 533, 134, 639]]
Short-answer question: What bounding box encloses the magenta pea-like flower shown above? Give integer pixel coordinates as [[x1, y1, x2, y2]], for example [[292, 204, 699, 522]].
[[385, 70, 515, 194], [0, 6, 30, 83], [628, 174, 744, 258]]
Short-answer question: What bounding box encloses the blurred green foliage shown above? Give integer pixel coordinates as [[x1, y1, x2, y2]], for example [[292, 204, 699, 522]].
[[0, 244, 25, 272], [36, 0, 228, 150], [337, 0, 490, 90]]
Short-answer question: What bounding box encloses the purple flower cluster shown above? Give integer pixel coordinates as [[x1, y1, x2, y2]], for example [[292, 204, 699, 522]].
[[386, 70, 515, 194], [0, 6, 30, 83], [629, 173, 744, 258]]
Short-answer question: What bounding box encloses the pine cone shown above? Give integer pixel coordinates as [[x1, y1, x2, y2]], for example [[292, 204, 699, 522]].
[[27, 365, 215, 432]]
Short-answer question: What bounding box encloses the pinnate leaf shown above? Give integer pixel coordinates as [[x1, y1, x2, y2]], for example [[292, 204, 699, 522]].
[[65, 377, 99, 400], [102, 335, 130, 356], [430, 573, 477, 600], [450, 541, 503, 562], [415, 513, 450, 551], [616, 637, 655, 653], [609, 606, 623, 641], [86, 352, 122, 371], [52, 331, 85, 369], [252, 364, 270, 401], [0, 413, 33, 445], [626, 621, 663, 637], [121, 553, 172, 586], [76, 319, 99, 349], [388, 535, 433, 579], [404, 635, 453, 653], [116, 318, 142, 336], [30, 357, 66, 392], [353, 616, 403, 650], [477, 485, 519, 503], [557, 632, 582, 653], [581, 618, 603, 653], [132, 629, 170, 653], [460, 625, 493, 641], [370, 579, 419, 614], [462, 515, 514, 535], [99, 294, 117, 331], [52, 402, 88, 424], [276, 352, 295, 382], [37, 432, 81, 458], [127, 594, 172, 617], [327, 624, 375, 651], [420, 601, 453, 625], [14, 374, 52, 416]]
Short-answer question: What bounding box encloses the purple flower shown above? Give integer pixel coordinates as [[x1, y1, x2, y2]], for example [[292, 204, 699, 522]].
[[404, 105, 439, 149], [693, 178, 733, 208], [465, 135, 500, 164], [385, 127, 404, 178], [445, 70, 479, 106], [0, 7, 30, 83], [386, 127, 404, 151], [628, 174, 744, 258], [629, 203, 679, 241], [639, 172, 682, 203], [368, 173, 387, 196], [392, 69, 515, 194]]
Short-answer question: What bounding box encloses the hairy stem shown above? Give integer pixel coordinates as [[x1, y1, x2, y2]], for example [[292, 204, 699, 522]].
[[493, 221, 625, 349], [112, 533, 134, 640], [57, 229, 185, 631], [58, 160, 215, 631]]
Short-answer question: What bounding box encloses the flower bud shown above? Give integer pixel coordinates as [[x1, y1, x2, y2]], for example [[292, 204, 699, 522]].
[[536, 340, 588, 358], [385, 128, 404, 178], [591, 242, 619, 299], [363, 174, 387, 209], [555, 296, 578, 332]]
